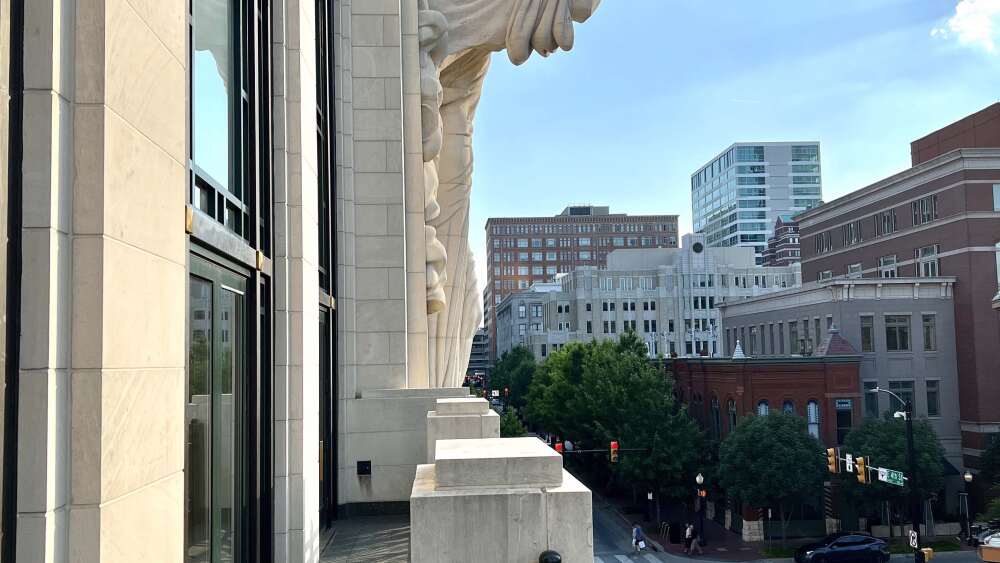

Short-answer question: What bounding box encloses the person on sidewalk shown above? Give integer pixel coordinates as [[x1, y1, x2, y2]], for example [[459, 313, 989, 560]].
[[689, 525, 704, 556], [632, 523, 647, 553], [684, 522, 693, 554]]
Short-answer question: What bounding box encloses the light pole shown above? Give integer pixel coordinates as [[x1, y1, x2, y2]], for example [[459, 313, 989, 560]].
[[696, 473, 706, 546], [962, 470, 973, 544], [868, 386, 921, 562]]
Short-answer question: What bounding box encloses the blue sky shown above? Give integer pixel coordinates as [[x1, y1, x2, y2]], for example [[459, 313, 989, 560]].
[[468, 0, 1000, 295]]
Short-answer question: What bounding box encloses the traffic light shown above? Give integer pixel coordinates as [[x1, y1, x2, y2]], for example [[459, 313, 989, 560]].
[[610, 441, 619, 463], [554, 442, 564, 454], [826, 448, 839, 474], [856, 456, 868, 484]]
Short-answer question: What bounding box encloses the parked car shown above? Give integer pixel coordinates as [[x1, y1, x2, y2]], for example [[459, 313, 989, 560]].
[[980, 531, 1000, 563], [794, 533, 890, 563]]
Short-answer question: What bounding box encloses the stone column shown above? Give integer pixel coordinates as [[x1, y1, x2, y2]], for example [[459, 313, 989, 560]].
[[49, 0, 185, 561], [273, 0, 322, 559]]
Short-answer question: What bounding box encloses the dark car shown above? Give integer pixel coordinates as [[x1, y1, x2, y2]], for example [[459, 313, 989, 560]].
[[794, 533, 890, 563]]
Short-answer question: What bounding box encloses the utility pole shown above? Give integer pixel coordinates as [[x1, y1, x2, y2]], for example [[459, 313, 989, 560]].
[[905, 399, 922, 562]]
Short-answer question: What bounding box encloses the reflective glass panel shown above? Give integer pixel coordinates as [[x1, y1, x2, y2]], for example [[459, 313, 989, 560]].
[[187, 277, 213, 562], [193, 0, 232, 192]]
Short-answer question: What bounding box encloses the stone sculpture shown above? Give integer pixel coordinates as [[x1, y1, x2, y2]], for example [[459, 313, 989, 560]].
[[418, 0, 600, 387]]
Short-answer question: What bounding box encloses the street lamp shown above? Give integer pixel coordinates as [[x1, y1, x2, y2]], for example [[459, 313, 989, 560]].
[[868, 386, 921, 562], [695, 473, 706, 546], [962, 471, 974, 544]]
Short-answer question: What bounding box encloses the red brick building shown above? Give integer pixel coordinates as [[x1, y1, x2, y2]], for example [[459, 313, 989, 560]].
[[911, 103, 1000, 166], [670, 336, 862, 447], [797, 105, 1000, 468]]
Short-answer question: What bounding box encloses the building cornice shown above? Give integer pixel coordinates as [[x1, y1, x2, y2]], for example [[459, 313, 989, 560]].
[[795, 148, 1000, 228]]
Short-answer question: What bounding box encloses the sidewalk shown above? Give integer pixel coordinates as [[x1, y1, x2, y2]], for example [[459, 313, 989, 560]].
[[320, 514, 410, 562]]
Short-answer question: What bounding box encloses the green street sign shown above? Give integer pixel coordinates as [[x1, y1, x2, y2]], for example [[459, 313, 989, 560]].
[[878, 468, 905, 486]]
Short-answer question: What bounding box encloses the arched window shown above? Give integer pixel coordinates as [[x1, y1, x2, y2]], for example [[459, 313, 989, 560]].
[[711, 397, 722, 439], [757, 400, 769, 416], [783, 400, 795, 415], [728, 399, 737, 432], [807, 400, 820, 438]]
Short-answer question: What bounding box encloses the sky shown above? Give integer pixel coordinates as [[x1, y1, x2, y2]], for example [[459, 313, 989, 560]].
[[466, 0, 1000, 298]]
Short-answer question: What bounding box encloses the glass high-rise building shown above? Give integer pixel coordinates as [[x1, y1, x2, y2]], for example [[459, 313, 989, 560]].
[[691, 142, 822, 264]]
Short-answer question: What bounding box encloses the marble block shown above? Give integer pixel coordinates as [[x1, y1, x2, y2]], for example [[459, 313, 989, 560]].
[[425, 397, 500, 463], [410, 437, 594, 563], [435, 397, 489, 416], [435, 437, 562, 489]]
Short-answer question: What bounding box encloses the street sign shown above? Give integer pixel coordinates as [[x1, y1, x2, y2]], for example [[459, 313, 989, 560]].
[[846, 454, 854, 472], [878, 468, 887, 482], [909, 530, 918, 549], [491, 390, 499, 397], [876, 468, 904, 486]]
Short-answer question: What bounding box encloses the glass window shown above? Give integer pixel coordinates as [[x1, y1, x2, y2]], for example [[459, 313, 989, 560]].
[[860, 315, 874, 352], [711, 397, 721, 439], [789, 321, 799, 354], [728, 400, 737, 433], [916, 244, 940, 277], [888, 380, 914, 409], [757, 400, 769, 416], [879, 255, 897, 278], [995, 184, 1000, 211], [885, 315, 910, 351], [791, 145, 820, 162], [807, 400, 820, 439], [192, 0, 233, 192], [783, 400, 794, 414], [926, 380, 940, 417], [863, 381, 879, 418], [911, 195, 939, 226], [736, 145, 765, 162], [835, 399, 852, 445], [518, 304, 526, 318], [922, 314, 936, 351], [848, 263, 863, 278]]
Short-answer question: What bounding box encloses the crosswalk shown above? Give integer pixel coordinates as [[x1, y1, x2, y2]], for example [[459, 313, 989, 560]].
[[594, 553, 663, 563]]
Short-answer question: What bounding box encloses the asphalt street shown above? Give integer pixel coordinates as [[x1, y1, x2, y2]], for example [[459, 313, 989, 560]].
[[591, 497, 983, 563]]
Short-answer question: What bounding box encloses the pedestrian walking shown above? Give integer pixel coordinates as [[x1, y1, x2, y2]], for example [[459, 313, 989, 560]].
[[632, 522, 647, 553], [689, 525, 703, 556], [684, 522, 693, 554]]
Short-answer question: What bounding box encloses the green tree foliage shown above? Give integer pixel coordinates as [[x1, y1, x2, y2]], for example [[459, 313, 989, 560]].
[[524, 332, 705, 500], [500, 410, 527, 437], [718, 413, 826, 543], [976, 435, 1000, 519], [489, 346, 537, 410], [839, 417, 944, 515]]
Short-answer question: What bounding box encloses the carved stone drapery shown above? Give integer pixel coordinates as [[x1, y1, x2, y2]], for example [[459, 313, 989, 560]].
[[417, 0, 600, 387]]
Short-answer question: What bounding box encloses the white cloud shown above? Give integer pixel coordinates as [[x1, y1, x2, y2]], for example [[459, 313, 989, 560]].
[[933, 0, 1000, 53]]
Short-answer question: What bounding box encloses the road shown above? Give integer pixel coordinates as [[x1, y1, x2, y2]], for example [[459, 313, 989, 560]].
[[591, 496, 983, 563]]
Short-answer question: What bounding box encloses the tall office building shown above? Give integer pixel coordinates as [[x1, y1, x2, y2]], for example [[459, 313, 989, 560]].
[[484, 205, 679, 359], [691, 142, 823, 264]]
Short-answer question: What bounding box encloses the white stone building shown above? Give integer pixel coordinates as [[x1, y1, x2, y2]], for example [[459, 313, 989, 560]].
[[495, 234, 801, 361]]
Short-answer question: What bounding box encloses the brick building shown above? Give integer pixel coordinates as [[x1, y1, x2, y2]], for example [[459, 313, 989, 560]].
[[484, 205, 679, 359], [797, 105, 1000, 468], [669, 341, 862, 448], [762, 215, 801, 266]]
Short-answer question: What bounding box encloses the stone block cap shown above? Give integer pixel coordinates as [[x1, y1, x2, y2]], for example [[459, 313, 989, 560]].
[[434, 437, 563, 489], [434, 397, 490, 416]]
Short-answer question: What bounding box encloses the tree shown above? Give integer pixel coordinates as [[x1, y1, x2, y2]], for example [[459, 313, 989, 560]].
[[500, 410, 527, 437], [524, 333, 705, 506], [839, 417, 944, 520], [719, 413, 826, 544], [489, 346, 536, 410], [977, 435, 1000, 515]]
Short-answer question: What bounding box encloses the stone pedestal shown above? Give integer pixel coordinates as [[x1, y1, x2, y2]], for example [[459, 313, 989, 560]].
[[425, 397, 500, 462], [410, 437, 593, 563], [742, 519, 764, 542]]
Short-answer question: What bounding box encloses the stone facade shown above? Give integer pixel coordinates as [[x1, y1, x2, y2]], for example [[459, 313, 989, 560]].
[[720, 278, 963, 467], [495, 233, 800, 360]]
